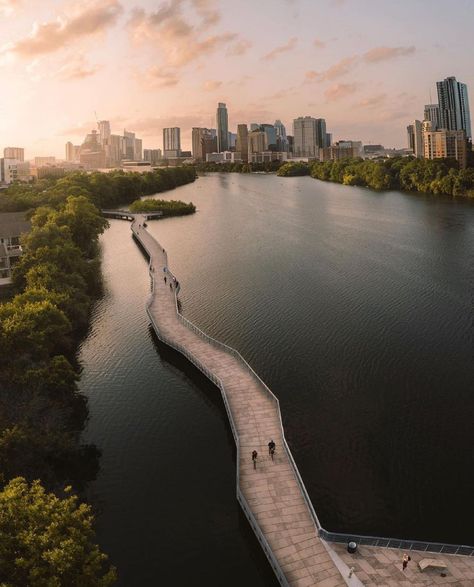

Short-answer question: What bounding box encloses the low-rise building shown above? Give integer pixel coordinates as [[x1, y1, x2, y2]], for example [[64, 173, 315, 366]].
[[423, 128, 467, 168], [0, 212, 30, 287], [319, 140, 363, 162]]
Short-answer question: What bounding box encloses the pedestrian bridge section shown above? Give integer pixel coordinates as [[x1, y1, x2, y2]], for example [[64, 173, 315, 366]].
[[131, 217, 349, 587]]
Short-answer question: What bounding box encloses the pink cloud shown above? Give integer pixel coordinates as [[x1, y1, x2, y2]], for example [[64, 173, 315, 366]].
[[313, 38, 326, 49], [203, 80, 222, 91], [357, 93, 387, 108], [57, 56, 100, 80], [262, 37, 298, 61], [227, 39, 252, 56], [325, 83, 358, 101], [306, 55, 359, 82], [145, 66, 180, 88], [3, 0, 122, 57], [0, 0, 20, 15], [363, 45, 415, 63]]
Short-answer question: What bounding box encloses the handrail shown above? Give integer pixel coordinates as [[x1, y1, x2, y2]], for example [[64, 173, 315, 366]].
[[131, 218, 474, 576]]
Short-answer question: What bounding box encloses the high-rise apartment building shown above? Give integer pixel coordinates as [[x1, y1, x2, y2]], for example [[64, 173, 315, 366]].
[[65, 142, 80, 162], [236, 124, 249, 162], [260, 124, 277, 151], [293, 117, 318, 157], [4, 147, 24, 162], [436, 76, 471, 139], [143, 149, 162, 164], [248, 130, 267, 153], [134, 138, 143, 161], [216, 103, 229, 152], [274, 120, 288, 151], [423, 128, 467, 168], [407, 120, 423, 158], [163, 127, 181, 158], [123, 130, 136, 160], [192, 128, 216, 160], [80, 130, 106, 169]]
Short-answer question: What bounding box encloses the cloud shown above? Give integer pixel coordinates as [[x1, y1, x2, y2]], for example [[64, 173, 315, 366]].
[[363, 45, 415, 63], [0, 0, 20, 15], [324, 83, 357, 101], [3, 0, 122, 58], [305, 55, 358, 83], [145, 66, 180, 87], [57, 56, 100, 80], [262, 37, 297, 61], [227, 39, 252, 56], [313, 38, 326, 49], [128, 3, 238, 68], [203, 80, 222, 91], [357, 93, 387, 108]]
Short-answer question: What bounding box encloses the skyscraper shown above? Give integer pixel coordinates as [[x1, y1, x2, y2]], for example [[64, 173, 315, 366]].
[[192, 128, 216, 160], [407, 120, 423, 157], [260, 124, 277, 151], [123, 130, 136, 159], [216, 103, 229, 152], [98, 120, 111, 145], [274, 120, 288, 151], [236, 124, 249, 161], [424, 104, 440, 131], [436, 76, 471, 138], [248, 130, 267, 153], [293, 117, 318, 157], [163, 127, 181, 158]]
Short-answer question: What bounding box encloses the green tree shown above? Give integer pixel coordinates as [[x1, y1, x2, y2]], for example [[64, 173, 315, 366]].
[[0, 478, 116, 587]]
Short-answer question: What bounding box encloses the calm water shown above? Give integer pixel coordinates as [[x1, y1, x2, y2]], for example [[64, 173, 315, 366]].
[[79, 174, 474, 585]]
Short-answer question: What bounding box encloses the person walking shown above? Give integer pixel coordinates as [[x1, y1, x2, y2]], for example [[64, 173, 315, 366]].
[[268, 440, 275, 461], [402, 554, 410, 571], [252, 450, 258, 469], [164, 276, 167, 284]]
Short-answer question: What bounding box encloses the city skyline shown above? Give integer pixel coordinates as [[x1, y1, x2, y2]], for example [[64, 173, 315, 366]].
[[1, 0, 474, 157]]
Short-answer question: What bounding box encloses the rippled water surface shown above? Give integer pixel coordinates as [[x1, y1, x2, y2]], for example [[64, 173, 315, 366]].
[[79, 174, 474, 584]]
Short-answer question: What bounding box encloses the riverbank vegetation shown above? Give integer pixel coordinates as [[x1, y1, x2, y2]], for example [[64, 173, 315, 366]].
[[277, 158, 474, 197], [0, 166, 197, 213], [195, 160, 283, 173], [129, 197, 196, 216]]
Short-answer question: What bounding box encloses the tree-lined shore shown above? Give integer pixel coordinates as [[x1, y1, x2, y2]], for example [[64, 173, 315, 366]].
[[0, 166, 197, 585], [277, 157, 474, 198]]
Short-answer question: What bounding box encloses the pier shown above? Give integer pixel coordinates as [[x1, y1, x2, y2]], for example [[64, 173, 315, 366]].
[[128, 215, 474, 586]]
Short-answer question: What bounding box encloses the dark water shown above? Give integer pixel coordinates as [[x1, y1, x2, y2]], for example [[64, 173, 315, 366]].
[[79, 174, 474, 584]]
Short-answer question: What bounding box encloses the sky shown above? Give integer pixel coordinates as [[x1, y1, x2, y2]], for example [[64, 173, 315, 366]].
[[0, 0, 473, 157]]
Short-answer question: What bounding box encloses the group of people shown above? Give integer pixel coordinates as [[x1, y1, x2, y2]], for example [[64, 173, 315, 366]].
[[251, 440, 276, 469]]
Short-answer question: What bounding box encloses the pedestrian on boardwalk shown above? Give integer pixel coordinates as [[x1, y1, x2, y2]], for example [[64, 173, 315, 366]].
[[402, 554, 410, 571], [170, 283, 173, 290], [268, 440, 275, 460], [164, 276, 167, 284], [252, 450, 258, 469]]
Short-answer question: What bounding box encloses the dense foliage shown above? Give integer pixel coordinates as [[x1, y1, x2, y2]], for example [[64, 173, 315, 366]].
[[129, 198, 196, 216], [0, 166, 197, 213], [195, 160, 283, 173], [276, 162, 310, 176], [308, 157, 474, 197], [0, 477, 116, 586]]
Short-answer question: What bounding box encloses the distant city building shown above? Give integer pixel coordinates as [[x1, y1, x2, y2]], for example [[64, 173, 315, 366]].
[[236, 124, 249, 162], [143, 149, 162, 165], [36, 166, 66, 179], [250, 123, 260, 131], [228, 132, 237, 149], [248, 129, 267, 153], [192, 128, 216, 161], [123, 130, 136, 160], [436, 76, 471, 138], [287, 135, 294, 154], [423, 127, 467, 168], [424, 104, 440, 131], [293, 117, 328, 158], [319, 140, 363, 162], [216, 103, 229, 152], [4, 147, 24, 162], [34, 156, 56, 167], [249, 151, 289, 164], [0, 159, 31, 183], [407, 120, 423, 158], [65, 142, 81, 162], [134, 138, 143, 161], [260, 124, 277, 151], [98, 120, 111, 145], [326, 133, 332, 147], [80, 130, 106, 169], [106, 135, 125, 166], [163, 127, 181, 158]]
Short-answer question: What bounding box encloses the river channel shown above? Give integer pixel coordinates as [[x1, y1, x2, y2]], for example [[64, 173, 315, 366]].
[[79, 173, 474, 585]]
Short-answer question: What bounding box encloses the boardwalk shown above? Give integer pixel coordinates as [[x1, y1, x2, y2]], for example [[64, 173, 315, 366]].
[[131, 218, 349, 587]]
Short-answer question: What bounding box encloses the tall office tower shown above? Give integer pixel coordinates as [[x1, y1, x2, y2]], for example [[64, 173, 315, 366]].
[[315, 118, 328, 148], [287, 135, 294, 154], [436, 76, 471, 138], [192, 128, 215, 160], [80, 130, 106, 169], [423, 128, 467, 168], [98, 120, 111, 145], [424, 104, 440, 131], [66, 142, 75, 161], [134, 138, 143, 161], [326, 133, 332, 147], [409, 120, 423, 157], [236, 124, 249, 161], [163, 127, 181, 158], [260, 124, 277, 151], [274, 120, 288, 151], [228, 132, 237, 149], [248, 130, 267, 153], [4, 147, 24, 162], [216, 103, 229, 152], [123, 130, 136, 159], [293, 117, 320, 157]]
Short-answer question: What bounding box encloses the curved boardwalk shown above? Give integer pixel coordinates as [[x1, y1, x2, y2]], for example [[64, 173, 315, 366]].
[[131, 218, 349, 587]]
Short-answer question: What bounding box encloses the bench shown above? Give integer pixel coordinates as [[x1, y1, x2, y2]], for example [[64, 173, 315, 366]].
[[418, 558, 448, 572]]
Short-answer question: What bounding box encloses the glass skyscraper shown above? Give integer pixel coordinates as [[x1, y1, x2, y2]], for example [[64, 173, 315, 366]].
[[216, 103, 229, 152], [436, 76, 471, 139]]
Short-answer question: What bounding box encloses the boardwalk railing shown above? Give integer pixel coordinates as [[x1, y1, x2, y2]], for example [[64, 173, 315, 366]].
[[131, 219, 474, 571]]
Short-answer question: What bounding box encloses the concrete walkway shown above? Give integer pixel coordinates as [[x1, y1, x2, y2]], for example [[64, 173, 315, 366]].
[[131, 218, 349, 587]]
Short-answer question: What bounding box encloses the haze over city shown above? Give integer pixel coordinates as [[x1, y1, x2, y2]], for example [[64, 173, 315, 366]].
[[1, 0, 474, 156]]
